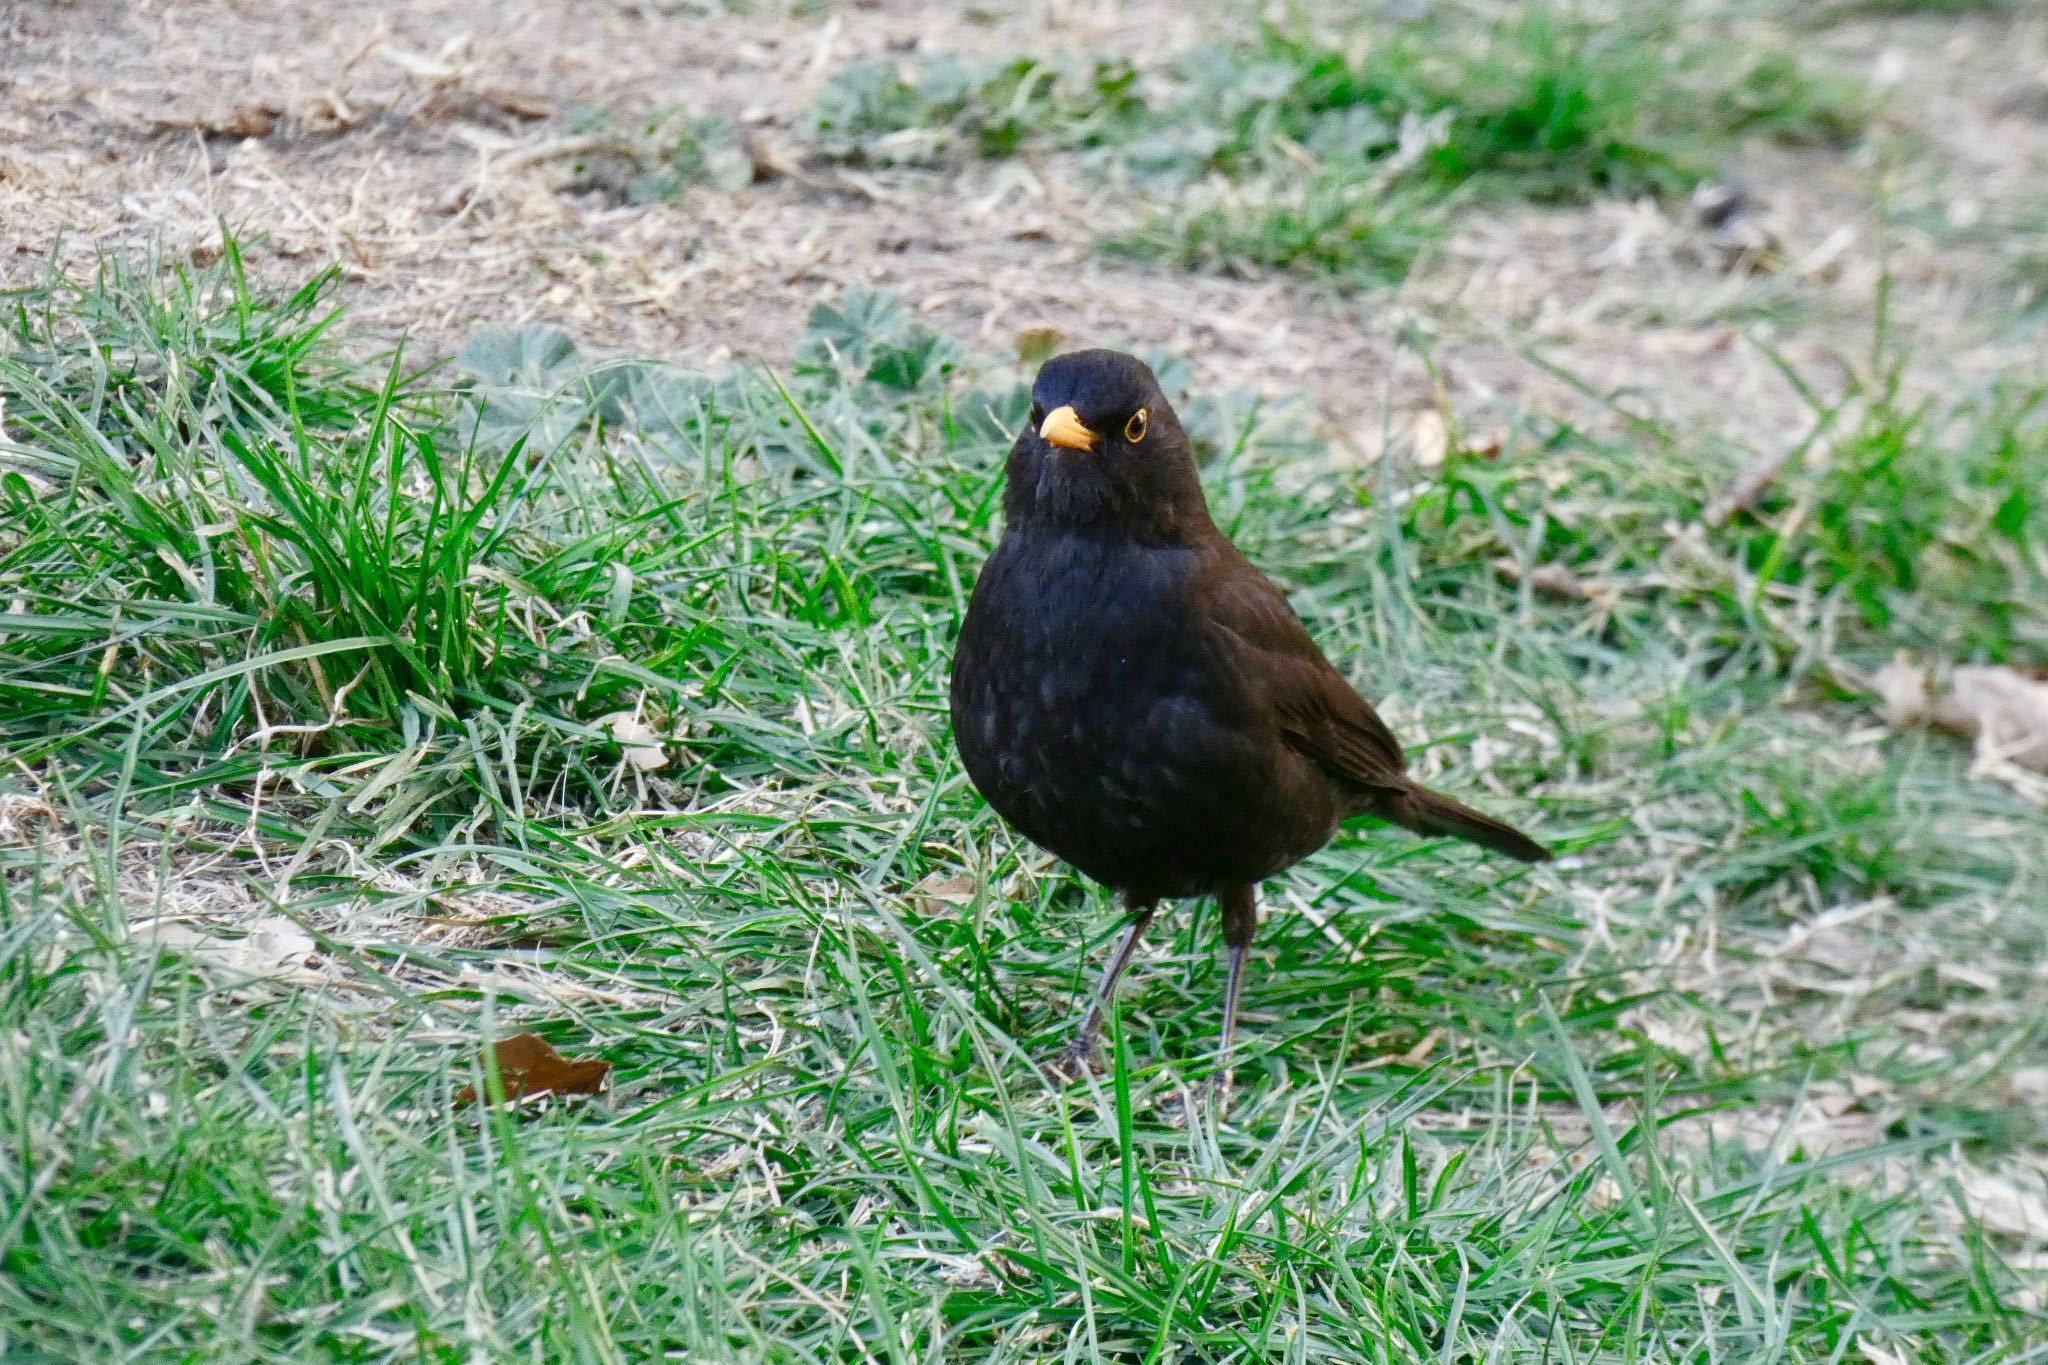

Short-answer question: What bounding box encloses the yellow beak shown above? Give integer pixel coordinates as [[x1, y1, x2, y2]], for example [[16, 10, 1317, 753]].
[[1037, 404, 1097, 452]]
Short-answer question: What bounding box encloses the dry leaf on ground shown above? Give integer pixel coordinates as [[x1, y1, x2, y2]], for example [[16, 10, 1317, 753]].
[[1874, 656, 2048, 774], [456, 1031, 612, 1106], [914, 870, 977, 913], [1406, 408, 1449, 469], [0, 792, 59, 844], [1950, 1164, 2048, 1241], [600, 712, 668, 771], [137, 915, 317, 978], [1350, 405, 1452, 469]]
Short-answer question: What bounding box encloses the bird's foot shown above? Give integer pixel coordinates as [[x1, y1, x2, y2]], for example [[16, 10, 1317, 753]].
[[1044, 1034, 1103, 1082], [1206, 1065, 1235, 1116]]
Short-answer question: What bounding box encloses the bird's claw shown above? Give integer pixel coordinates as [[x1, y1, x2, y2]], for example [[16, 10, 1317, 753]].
[[1045, 1035, 1102, 1082]]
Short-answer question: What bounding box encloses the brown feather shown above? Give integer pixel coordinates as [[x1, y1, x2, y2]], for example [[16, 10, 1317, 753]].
[[1366, 782, 1553, 863]]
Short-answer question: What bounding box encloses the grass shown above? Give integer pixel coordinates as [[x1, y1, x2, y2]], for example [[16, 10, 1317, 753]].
[[812, 1, 1875, 283], [0, 242, 2043, 1361], [1399, 355, 2048, 668], [555, 105, 757, 204], [814, 53, 1143, 165]]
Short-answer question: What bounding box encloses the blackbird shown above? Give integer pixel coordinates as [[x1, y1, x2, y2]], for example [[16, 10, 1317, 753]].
[[950, 349, 1550, 1077]]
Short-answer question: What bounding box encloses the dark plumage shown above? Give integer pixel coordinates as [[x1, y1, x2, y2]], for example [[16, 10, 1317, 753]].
[[950, 349, 1550, 1078]]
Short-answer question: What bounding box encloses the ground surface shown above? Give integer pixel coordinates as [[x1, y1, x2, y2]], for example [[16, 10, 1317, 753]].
[[3, 0, 2048, 1360], [8, 0, 2047, 445]]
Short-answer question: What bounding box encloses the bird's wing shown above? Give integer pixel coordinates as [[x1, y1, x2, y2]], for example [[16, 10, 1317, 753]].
[[1197, 546, 1407, 787]]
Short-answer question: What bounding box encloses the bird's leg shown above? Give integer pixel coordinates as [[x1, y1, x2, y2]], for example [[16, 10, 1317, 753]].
[[1063, 902, 1156, 1073], [1214, 883, 1260, 1104]]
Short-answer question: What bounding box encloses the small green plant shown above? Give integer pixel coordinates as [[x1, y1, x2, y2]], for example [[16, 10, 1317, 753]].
[[1707, 48, 1872, 147], [1149, 8, 1870, 204], [552, 106, 754, 203], [626, 110, 755, 201], [794, 285, 961, 392], [1387, 344, 2046, 671], [1797, 380, 2047, 660]]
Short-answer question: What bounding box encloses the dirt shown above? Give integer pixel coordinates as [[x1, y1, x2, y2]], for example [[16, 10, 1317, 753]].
[[6, 0, 2047, 462]]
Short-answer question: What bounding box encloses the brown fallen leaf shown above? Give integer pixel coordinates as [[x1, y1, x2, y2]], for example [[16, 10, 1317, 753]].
[[1874, 655, 2048, 774], [456, 1032, 611, 1107], [1464, 428, 1505, 461], [914, 870, 977, 913]]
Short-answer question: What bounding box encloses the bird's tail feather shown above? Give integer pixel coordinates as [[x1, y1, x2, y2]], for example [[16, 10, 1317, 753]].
[[1376, 782, 1551, 863]]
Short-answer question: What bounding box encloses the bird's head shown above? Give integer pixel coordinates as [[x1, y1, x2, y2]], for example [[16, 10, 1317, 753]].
[[1007, 349, 1210, 540]]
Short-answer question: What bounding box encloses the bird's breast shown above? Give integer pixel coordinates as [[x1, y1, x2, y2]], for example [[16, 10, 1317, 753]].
[[960, 534, 1215, 709], [950, 532, 1333, 897]]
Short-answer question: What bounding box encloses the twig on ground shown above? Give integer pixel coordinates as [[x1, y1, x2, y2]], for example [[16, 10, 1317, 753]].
[[441, 134, 618, 211]]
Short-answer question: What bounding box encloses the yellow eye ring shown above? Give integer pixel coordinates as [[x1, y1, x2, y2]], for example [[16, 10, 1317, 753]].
[[1124, 408, 1149, 443]]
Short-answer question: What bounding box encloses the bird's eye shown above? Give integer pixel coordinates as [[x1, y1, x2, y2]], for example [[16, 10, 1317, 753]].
[[1124, 408, 1149, 443]]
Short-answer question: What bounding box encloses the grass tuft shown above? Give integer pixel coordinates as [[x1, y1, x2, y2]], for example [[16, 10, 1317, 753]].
[[813, 2, 1875, 283], [813, 53, 1142, 166]]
